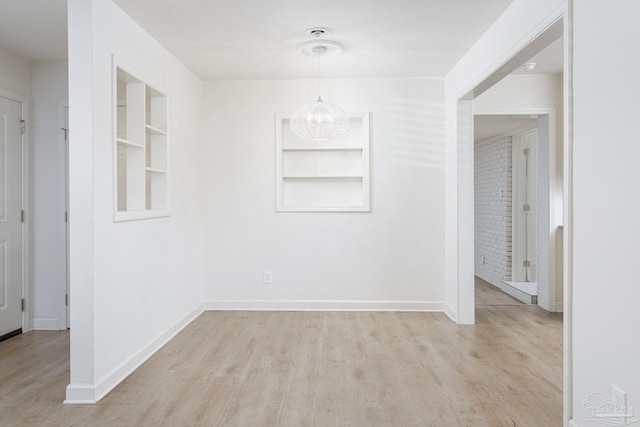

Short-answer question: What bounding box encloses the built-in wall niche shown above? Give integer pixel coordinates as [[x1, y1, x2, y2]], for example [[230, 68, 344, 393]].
[[275, 112, 370, 212], [114, 65, 169, 221]]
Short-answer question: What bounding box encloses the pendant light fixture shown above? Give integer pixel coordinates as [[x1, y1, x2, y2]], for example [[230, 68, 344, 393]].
[[290, 28, 350, 142]]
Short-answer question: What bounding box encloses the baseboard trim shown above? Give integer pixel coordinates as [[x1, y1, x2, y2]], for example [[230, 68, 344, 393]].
[[556, 300, 564, 313], [64, 384, 97, 404], [64, 304, 204, 405], [33, 317, 64, 331], [569, 419, 579, 427], [443, 304, 456, 322], [204, 299, 444, 312]]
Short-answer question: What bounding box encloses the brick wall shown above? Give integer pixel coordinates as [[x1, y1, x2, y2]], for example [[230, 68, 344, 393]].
[[474, 136, 512, 286]]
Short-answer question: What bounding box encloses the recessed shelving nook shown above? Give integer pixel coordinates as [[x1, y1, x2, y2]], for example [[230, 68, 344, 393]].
[[114, 64, 169, 221], [275, 112, 370, 212]]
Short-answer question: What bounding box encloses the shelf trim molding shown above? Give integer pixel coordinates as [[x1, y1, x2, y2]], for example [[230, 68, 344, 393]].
[[275, 111, 370, 213], [113, 55, 170, 222], [282, 147, 363, 152], [282, 175, 364, 179]]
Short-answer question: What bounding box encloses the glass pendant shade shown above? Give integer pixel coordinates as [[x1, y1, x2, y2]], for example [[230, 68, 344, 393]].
[[290, 96, 349, 142]]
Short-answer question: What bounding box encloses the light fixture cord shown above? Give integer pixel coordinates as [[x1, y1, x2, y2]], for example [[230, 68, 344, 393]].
[[317, 50, 322, 100]]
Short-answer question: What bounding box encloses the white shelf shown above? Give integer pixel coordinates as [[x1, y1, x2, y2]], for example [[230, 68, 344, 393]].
[[145, 124, 167, 135], [282, 175, 363, 179], [114, 61, 169, 221], [116, 138, 144, 148], [275, 112, 370, 212], [114, 209, 170, 222], [282, 147, 363, 152], [278, 206, 369, 213], [145, 167, 167, 174]]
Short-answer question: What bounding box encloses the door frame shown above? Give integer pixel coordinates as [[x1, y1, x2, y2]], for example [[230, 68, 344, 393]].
[[0, 86, 30, 333], [59, 102, 70, 329]]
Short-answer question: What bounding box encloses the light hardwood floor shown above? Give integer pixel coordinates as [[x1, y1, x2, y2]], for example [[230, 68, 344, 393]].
[[475, 276, 524, 306], [1, 307, 562, 426]]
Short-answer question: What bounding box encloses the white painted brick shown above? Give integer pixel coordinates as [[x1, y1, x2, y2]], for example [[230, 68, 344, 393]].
[[474, 135, 512, 286]]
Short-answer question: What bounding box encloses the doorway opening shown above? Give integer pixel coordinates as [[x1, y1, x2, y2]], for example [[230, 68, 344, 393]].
[[0, 2, 69, 338], [474, 117, 540, 305], [470, 38, 564, 312], [0, 93, 26, 341], [452, 11, 570, 422]]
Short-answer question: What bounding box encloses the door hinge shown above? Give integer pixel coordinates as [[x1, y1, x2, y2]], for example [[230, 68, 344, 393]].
[[65, 294, 68, 306], [523, 148, 531, 155], [523, 260, 531, 268], [19, 119, 26, 135], [65, 211, 68, 223], [21, 210, 25, 223], [523, 204, 531, 212], [21, 298, 25, 312]]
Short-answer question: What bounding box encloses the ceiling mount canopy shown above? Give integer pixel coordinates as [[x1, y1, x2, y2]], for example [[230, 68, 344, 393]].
[[290, 28, 350, 142], [298, 27, 343, 57]]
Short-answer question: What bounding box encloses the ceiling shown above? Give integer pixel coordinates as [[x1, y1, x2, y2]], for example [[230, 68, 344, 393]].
[[474, 115, 537, 143], [0, 0, 565, 82], [512, 37, 563, 74], [0, 1, 563, 168], [0, 0, 562, 144], [0, 0, 67, 61], [475, 36, 564, 142], [112, 0, 516, 80]]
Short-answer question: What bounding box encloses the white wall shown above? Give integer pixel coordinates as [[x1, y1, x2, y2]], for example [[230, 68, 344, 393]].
[[203, 78, 445, 309], [474, 135, 512, 287], [66, 0, 205, 402], [0, 46, 32, 98], [31, 61, 68, 330], [474, 74, 563, 113], [571, 0, 640, 423]]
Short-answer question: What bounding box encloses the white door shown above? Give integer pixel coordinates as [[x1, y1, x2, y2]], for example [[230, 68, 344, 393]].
[[0, 96, 23, 337], [512, 130, 538, 282]]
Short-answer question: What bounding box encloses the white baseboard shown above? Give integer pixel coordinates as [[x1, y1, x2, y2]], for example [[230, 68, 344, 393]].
[[64, 384, 97, 404], [556, 300, 564, 313], [64, 304, 204, 405], [444, 304, 456, 322], [33, 317, 65, 330], [204, 299, 444, 312], [568, 419, 579, 427], [501, 281, 537, 304]]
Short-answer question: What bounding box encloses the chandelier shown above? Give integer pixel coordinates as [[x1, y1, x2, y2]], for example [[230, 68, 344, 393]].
[[290, 28, 350, 142]]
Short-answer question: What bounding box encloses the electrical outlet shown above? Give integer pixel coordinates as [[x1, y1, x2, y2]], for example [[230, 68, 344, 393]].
[[263, 271, 272, 284]]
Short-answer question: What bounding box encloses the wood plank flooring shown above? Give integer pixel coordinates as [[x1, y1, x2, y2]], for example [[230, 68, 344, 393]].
[[475, 276, 525, 306], [0, 307, 562, 426]]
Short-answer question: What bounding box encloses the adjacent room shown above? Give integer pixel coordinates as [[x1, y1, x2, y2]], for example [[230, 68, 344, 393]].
[[1, 1, 639, 426]]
